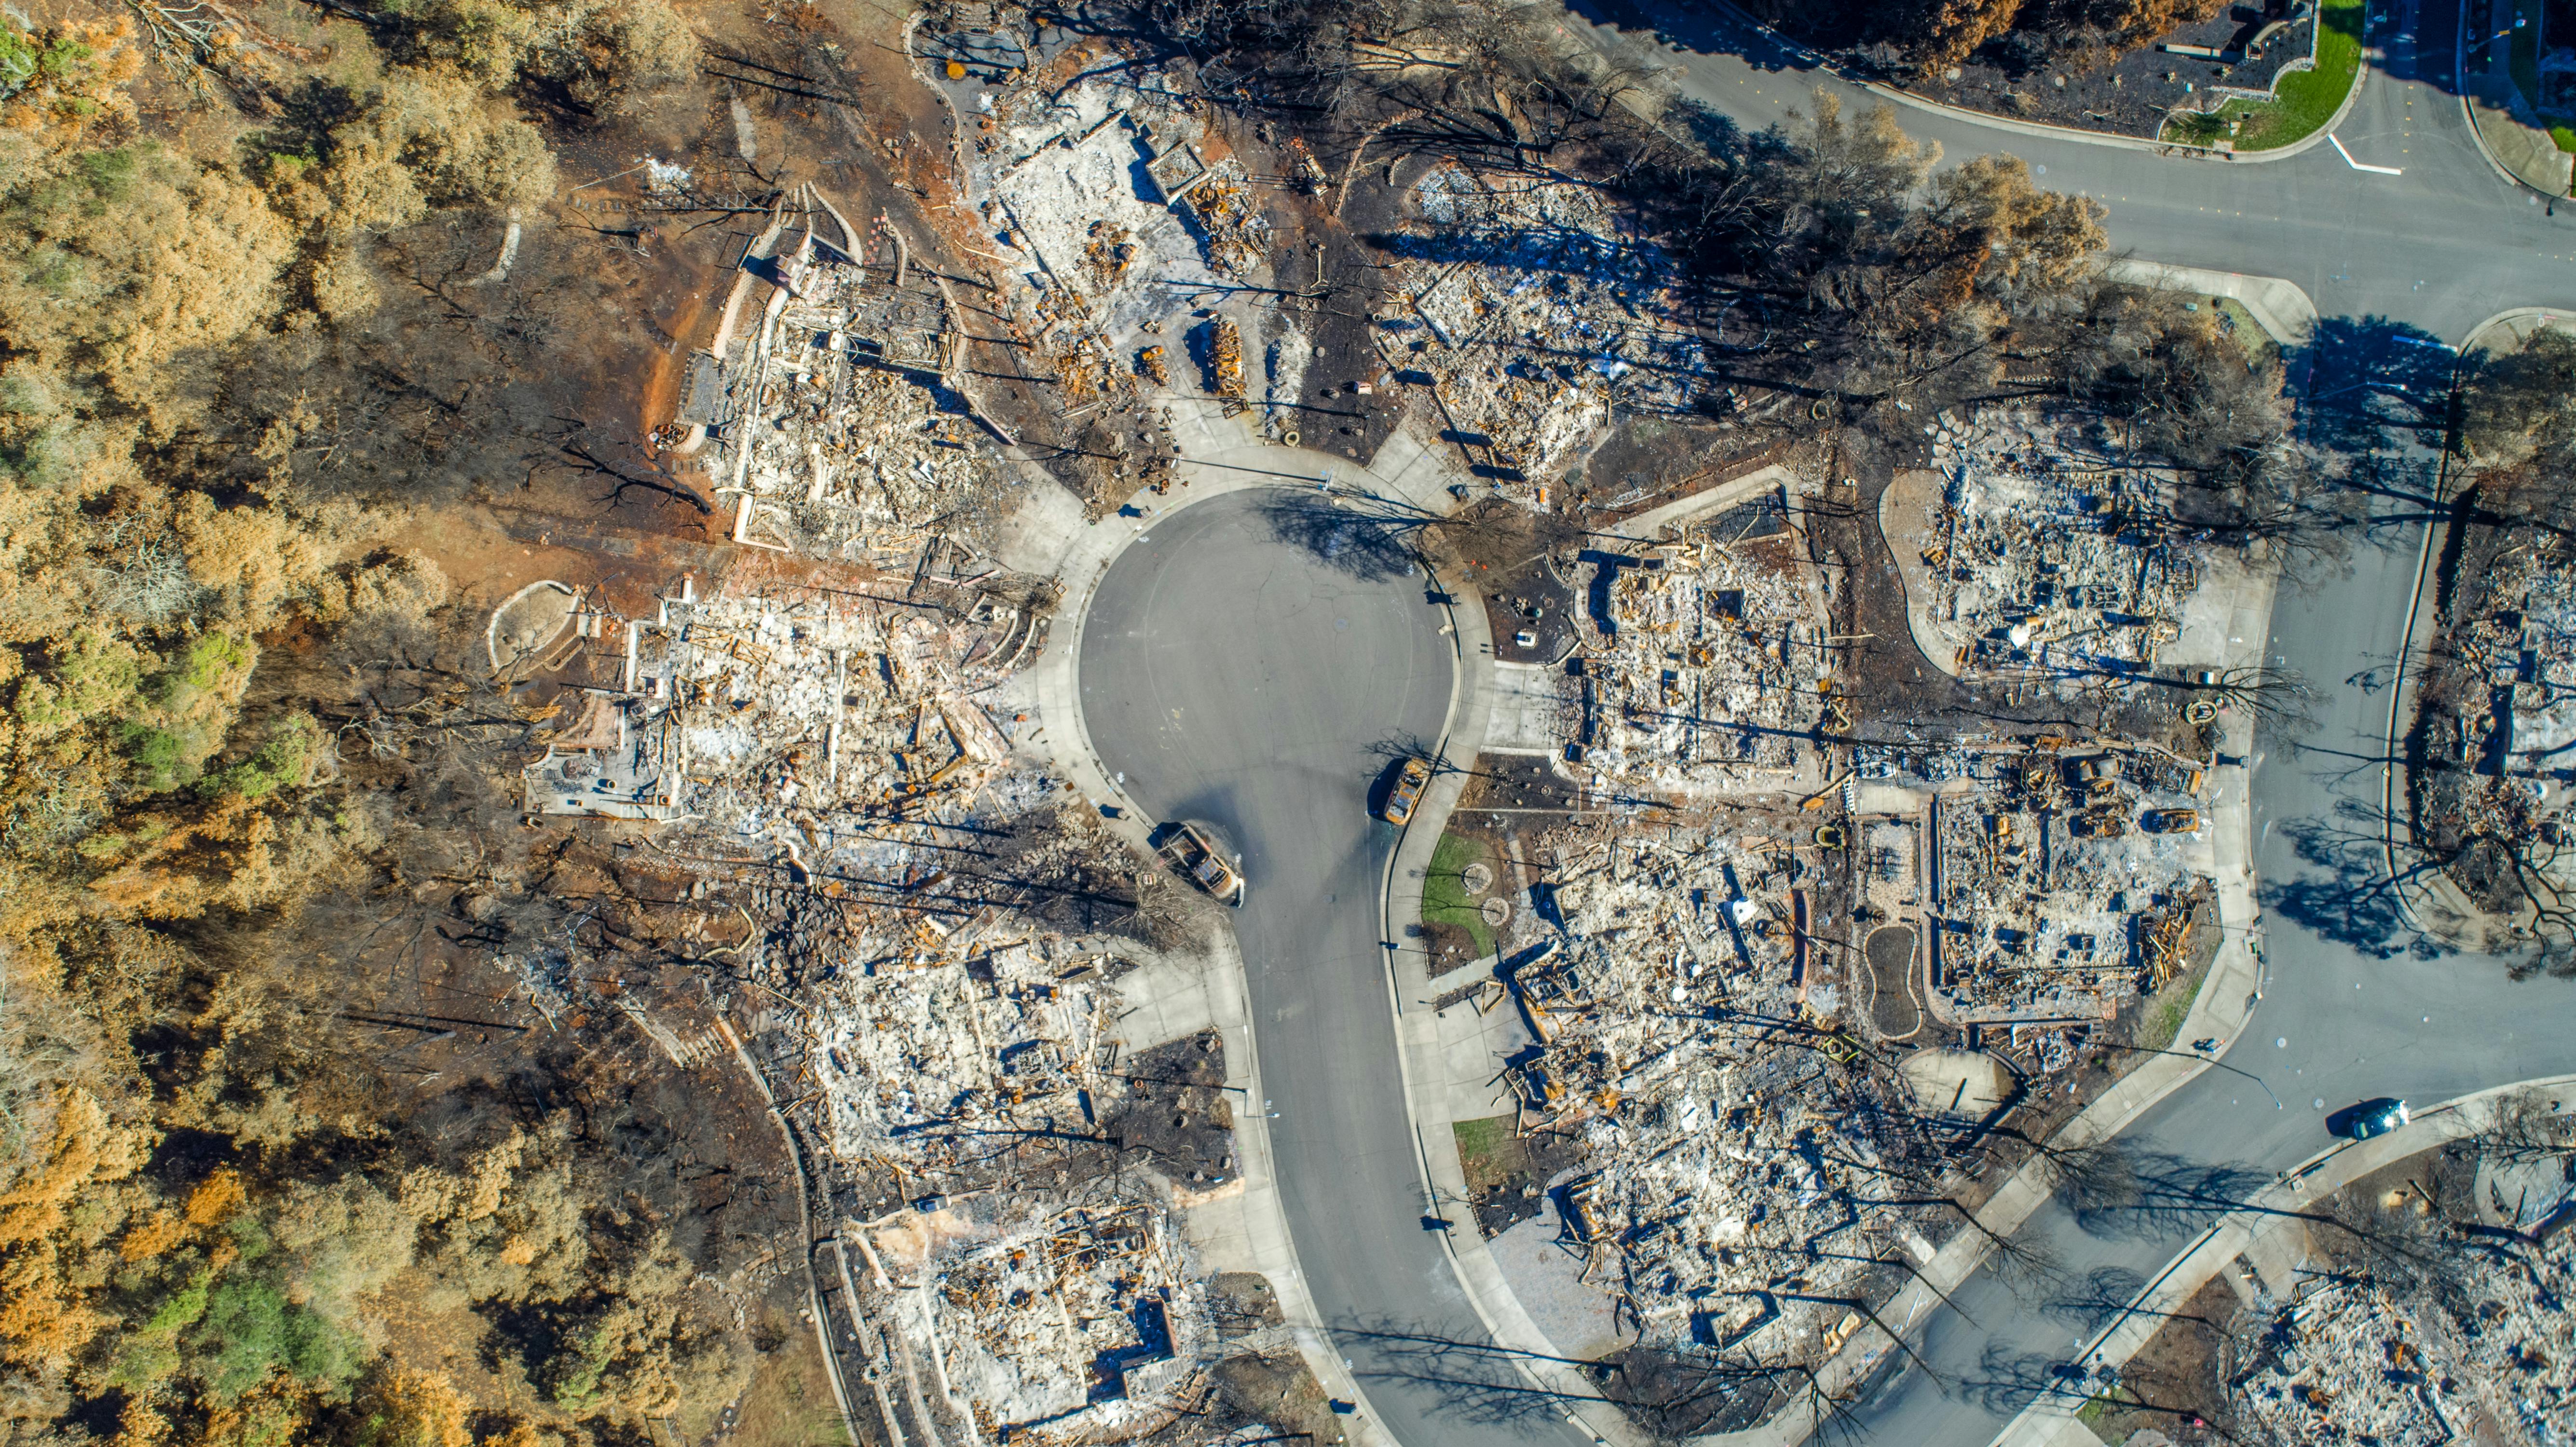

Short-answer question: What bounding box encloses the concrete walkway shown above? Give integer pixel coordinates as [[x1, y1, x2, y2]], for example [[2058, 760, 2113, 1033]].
[[1768, 530, 2283, 1443], [1989, 1073, 2576, 1447], [994, 408, 1481, 1447]]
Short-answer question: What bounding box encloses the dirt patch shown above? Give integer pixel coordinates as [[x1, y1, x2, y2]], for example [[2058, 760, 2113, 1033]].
[[1456, 752, 1584, 814], [1209, 1350, 1351, 1444], [1576, 419, 1780, 527], [1208, 1272, 1286, 1338], [732, 1305, 855, 1447], [2085, 1273, 2246, 1443], [1863, 923, 1922, 1040], [1429, 500, 1581, 666], [1454, 1114, 1588, 1237], [1421, 920, 1483, 976], [1104, 1029, 1236, 1185]]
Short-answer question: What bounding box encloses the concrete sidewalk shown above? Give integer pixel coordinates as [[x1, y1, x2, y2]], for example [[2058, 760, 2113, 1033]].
[[1767, 545, 2286, 1444], [991, 410, 1483, 1447], [1989, 1073, 2576, 1446], [2102, 259, 2319, 345], [1376, 528, 1655, 1447]]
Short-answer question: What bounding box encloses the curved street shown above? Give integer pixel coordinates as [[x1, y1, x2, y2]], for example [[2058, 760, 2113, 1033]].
[[1568, 0, 2576, 338], [1072, 9, 2576, 1447], [1072, 492, 1583, 1447]]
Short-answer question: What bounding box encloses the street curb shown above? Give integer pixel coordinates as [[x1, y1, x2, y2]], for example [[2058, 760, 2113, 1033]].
[[2102, 259, 2320, 344], [1989, 1073, 2576, 1446], [2452, 0, 2573, 201], [2378, 430, 2452, 942], [1003, 415, 1454, 1447], [2462, 305, 2576, 352], [2372, 315, 2576, 955], [1689, 0, 2351, 163], [1373, 542, 1653, 1447]]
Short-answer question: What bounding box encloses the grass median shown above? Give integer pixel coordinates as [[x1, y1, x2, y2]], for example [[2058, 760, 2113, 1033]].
[[2163, 0, 2364, 151]]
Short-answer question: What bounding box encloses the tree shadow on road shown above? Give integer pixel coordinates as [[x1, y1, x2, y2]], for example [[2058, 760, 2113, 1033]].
[[2258, 802, 2452, 962], [1956, 1341, 2097, 1417], [1340, 1315, 1874, 1446], [1335, 1317, 1603, 1433], [1255, 491, 1426, 583], [2293, 315, 2459, 457], [2039, 1138, 2271, 1243]]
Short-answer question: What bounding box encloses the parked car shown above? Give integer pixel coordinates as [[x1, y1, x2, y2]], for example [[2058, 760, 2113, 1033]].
[[2142, 807, 2203, 834], [2346, 1098, 2409, 1140], [1156, 822, 1243, 906], [1381, 757, 1431, 826]]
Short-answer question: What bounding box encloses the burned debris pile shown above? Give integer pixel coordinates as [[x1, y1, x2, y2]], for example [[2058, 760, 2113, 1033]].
[[2416, 534, 2576, 932], [1379, 165, 1706, 496], [1565, 498, 1831, 798], [1898, 412, 2205, 686]]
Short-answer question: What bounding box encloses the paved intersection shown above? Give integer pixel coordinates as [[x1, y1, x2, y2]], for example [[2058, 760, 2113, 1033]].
[[1074, 11, 2576, 1446]]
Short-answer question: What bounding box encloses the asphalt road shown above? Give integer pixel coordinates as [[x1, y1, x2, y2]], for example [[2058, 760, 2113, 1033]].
[[1540, 6, 2576, 1442], [1077, 14, 2576, 1447], [1562, 0, 2576, 341], [1839, 524, 2576, 1446], [1075, 492, 1599, 1447]]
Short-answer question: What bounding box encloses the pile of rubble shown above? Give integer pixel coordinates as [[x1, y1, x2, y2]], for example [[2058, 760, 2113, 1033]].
[[949, 55, 1254, 496], [860, 1193, 1214, 1445], [524, 554, 1045, 833], [512, 545, 1266, 1441], [674, 189, 1029, 563], [2233, 1230, 2576, 1444], [1565, 496, 1832, 798], [2426, 537, 2576, 853], [1380, 165, 1706, 497], [1481, 812, 1948, 1379], [1896, 738, 2214, 1048], [1908, 413, 2204, 686], [2235, 1283, 2456, 1444]]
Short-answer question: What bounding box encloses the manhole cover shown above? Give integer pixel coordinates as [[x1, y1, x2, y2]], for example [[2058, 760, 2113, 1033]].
[[1461, 863, 1495, 897], [1480, 895, 1512, 928]]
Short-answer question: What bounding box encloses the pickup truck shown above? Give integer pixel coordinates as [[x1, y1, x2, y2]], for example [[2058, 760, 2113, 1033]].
[[1157, 822, 1244, 906]]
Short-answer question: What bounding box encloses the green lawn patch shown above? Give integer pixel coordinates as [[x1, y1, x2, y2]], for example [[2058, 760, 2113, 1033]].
[[2161, 0, 2365, 150], [2554, 123, 2576, 153], [2210, 297, 2280, 368], [1453, 1114, 1513, 1170], [1421, 830, 1496, 961], [2076, 1386, 2137, 1425]]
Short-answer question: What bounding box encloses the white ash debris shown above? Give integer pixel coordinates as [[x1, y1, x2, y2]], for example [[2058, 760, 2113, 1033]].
[[619, 571, 1040, 835], [778, 366, 1003, 568], [695, 203, 1018, 565], [1915, 411, 2207, 684], [1496, 819, 1939, 1366], [1566, 499, 1833, 798], [968, 64, 1264, 350], [815, 916, 1123, 1172], [1378, 164, 1705, 496], [2426, 537, 2576, 860], [2237, 1283, 2455, 1445], [864, 1194, 1225, 1444], [1845, 736, 2213, 1059], [640, 155, 694, 193], [1258, 317, 1313, 436], [2234, 1229, 2576, 1447]]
